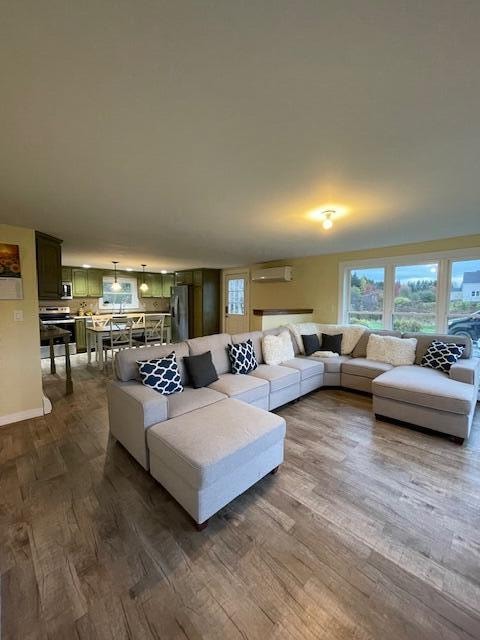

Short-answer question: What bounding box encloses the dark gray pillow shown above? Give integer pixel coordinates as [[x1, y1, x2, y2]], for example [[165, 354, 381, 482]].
[[183, 350, 219, 388], [321, 333, 342, 353], [301, 333, 321, 356]]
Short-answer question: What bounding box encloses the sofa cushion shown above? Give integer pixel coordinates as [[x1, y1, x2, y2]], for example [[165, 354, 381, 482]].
[[301, 333, 321, 356], [227, 340, 258, 374], [115, 342, 190, 383], [209, 373, 269, 404], [342, 358, 394, 380], [306, 354, 351, 373], [187, 333, 232, 375], [232, 331, 264, 364], [262, 330, 295, 365], [352, 330, 402, 358], [282, 357, 324, 380], [321, 333, 343, 354], [366, 334, 417, 366], [421, 340, 465, 373], [167, 387, 227, 419], [403, 332, 472, 362], [137, 352, 184, 395], [183, 351, 219, 388], [147, 398, 286, 489], [249, 364, 300, 392], [372, 365, 475, 415]]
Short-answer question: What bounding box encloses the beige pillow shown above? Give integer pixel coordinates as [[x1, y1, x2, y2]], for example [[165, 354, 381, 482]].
[[366, 334, 417, 366], [262, 330, 295, 365]]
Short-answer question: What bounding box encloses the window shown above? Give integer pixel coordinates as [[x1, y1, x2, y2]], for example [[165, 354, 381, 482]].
[[227, 278, 245, 315], [448, 259, 480, 357], [99, 276, 139, 311], [346, 267, 384, 328], [393, 263, 437, 333], [340, 249, 480, 357]]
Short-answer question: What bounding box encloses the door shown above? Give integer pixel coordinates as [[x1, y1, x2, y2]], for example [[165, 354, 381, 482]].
[[223, 272, 249, 334]]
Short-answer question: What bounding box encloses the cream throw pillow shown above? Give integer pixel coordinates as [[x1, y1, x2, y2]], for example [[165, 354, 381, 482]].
[[262, 330, 295, 365], [366, 334, 417, 366]]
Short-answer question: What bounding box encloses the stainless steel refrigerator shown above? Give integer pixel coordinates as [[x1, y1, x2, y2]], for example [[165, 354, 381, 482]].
[[170, 285, 191, 342]]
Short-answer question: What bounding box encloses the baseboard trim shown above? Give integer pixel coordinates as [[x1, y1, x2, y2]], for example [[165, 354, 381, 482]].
[[0, 406, 44, 427]]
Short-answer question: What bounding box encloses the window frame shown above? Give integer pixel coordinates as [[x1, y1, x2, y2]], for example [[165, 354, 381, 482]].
[[339, 247, 480, 333]]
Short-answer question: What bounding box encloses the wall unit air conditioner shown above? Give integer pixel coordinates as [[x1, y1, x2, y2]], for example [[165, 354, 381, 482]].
[[251, 266, 292, 282]]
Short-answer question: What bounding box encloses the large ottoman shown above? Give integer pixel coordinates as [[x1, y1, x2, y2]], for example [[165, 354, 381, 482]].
[[146, 398, 286, 528]]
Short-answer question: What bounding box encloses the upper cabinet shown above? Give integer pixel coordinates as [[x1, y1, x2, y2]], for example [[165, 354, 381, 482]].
[[36, 232, 62, 299], [87, 269, 103, 297], [72, 268, 105, 297], [72, 268, 88, 297], [175, 270, 193, 285], [162, 273, 174, 297], [139, 272, 173, 298]]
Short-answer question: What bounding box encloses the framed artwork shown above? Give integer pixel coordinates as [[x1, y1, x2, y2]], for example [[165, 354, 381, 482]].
[[0, 243, 24, 299]]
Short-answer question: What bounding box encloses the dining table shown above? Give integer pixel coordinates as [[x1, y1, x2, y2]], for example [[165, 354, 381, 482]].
[[86, 313, 171, 370], [40, 325, 73, 394]]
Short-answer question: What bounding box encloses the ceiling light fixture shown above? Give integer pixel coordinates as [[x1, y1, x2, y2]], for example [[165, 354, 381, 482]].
[[82, 264, 91, 269], [160, 270, 167, 274], [140, 264, 149, 292], [111, 261, 122, 292], [125, 267, 133, 272], [322, 210, 335, 230]]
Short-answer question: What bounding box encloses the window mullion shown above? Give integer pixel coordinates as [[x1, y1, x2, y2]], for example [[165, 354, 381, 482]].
[[383, 264, 394, 329], [436, 258, 449, 333]]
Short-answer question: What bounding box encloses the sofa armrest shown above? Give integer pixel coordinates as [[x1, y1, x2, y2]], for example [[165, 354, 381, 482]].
[[107, 380, 168, 469], [449, 358, 480, 387]]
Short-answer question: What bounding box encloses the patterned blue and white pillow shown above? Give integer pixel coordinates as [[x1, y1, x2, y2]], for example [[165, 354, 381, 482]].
[[421, 340, 465, 373], [227, 340, 258, 375], [137, 351, 183, 395]]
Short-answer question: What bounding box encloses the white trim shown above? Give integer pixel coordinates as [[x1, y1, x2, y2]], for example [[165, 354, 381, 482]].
[[0, 406, 44, 427], [338, 246, 480, 327]]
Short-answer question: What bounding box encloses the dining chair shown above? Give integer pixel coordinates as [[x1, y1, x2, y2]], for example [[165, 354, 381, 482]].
[[102, 317, 134, 366], [133, 314, 166, 346], [90, 315, 112, 362]]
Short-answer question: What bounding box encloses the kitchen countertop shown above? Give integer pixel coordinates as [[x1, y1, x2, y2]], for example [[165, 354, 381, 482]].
[[73, 312, 171, 319]]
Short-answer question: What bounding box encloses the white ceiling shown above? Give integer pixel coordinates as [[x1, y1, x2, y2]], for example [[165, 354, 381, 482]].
[[1, 1, 479, 271]]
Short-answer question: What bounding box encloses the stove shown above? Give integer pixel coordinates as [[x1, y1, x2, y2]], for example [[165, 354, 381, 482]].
[[39, 306, 77, 357], [39, 305, 75, 324]]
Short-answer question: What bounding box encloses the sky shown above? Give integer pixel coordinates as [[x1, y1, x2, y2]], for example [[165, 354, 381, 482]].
[[352, 259, 480, 286]]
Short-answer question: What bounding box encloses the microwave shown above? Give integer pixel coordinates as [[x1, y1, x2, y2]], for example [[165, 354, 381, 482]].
[[61, 281, 73, 299]]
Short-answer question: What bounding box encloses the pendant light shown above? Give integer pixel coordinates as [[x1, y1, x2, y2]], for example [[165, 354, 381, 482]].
[[111, 261, 122, 292], [139, 264, 149, 292]]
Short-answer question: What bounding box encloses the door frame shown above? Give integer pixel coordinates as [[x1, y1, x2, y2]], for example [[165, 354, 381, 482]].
[[221, 267, 251, 333]]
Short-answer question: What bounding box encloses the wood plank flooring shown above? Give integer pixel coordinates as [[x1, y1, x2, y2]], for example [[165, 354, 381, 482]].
[[1, 355, 480, 639]]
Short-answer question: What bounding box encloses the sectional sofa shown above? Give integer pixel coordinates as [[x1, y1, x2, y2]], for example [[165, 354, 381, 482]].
[[107, 325, 479, 527]]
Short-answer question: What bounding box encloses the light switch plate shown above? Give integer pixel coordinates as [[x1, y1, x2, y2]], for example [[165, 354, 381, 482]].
[[14, 310, 24, 321]]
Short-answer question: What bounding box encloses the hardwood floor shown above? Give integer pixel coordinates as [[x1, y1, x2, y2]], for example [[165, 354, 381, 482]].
[[1, 355, 480, 639]]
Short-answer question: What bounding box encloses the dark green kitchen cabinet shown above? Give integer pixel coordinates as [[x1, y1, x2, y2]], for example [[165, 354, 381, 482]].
[[175, 270, 193, 285], [36, 232, 63, 299], [87, 269, 103, 297], [61, 267, 72, 282], [72, 268, 88, 297], [162, 273, 174, 297]]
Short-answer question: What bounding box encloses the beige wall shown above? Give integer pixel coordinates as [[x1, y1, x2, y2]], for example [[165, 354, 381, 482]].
[[0, 224, 44, 425], [250, 234, 480, 326]]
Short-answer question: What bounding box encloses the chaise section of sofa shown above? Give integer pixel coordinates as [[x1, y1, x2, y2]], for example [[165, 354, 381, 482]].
[[108, 341, 227, 469]]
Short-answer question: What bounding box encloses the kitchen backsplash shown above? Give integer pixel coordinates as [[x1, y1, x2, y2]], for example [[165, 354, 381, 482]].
[[40, 297, 170, 314]]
